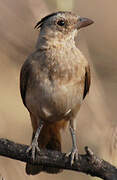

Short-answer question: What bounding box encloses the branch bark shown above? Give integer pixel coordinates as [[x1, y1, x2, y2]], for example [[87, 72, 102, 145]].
[[0, 138, 117, 180]]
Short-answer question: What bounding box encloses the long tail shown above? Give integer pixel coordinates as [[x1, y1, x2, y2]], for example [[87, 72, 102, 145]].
[[26, 120, 67, 175]]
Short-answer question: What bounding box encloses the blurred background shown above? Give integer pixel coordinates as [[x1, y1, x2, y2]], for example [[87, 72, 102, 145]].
[[0, 0, 117, 180]]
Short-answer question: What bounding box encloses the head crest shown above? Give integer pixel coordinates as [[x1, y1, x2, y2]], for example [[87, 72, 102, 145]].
[[34, 11, 65, 29]]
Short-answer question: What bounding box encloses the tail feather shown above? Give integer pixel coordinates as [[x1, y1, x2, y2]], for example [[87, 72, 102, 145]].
[[43, 137, 62, 174], [25, 120, 67, 175], [26, 164, 43, 175]]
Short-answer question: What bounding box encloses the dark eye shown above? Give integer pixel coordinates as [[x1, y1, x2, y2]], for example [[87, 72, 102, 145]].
[[57, 20, 65, 26]]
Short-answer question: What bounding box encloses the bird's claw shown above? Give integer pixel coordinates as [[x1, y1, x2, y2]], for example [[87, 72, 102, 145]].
[[66, 148, 78, 165], [26, 140, 40, 161]]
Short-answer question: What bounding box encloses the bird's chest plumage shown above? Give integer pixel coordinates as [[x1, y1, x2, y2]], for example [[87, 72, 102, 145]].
[[26, 47, 86, 121]]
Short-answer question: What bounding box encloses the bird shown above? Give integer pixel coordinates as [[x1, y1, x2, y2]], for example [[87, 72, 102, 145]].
[[20, 11, 93, 175]]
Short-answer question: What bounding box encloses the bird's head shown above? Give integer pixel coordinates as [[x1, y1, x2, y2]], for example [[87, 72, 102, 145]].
[[35, 11, 94, 42]]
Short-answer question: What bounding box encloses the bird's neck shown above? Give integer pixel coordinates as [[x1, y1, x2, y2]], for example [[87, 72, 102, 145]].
[[35, 30, 76, 50]]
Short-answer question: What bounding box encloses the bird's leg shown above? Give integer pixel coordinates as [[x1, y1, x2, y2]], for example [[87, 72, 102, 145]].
[[66, 119, 78, 165], [26, 120, 43, 161]]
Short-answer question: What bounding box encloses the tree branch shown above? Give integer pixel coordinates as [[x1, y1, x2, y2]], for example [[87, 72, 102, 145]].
[[0, 138, 117, 179]]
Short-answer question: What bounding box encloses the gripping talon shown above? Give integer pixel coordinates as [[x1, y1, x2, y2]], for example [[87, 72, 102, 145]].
[[66, 148, 78, 165], [26, 120, 43, 161], [26, 146, 32, 153], [26, 141, 40, 161]]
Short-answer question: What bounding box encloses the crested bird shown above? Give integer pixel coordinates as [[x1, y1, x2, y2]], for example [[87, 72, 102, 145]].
[[20, 11, 93, 175]]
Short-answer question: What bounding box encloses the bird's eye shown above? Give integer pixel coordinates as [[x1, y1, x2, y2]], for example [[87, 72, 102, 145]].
[[57, 20, 65, 26]]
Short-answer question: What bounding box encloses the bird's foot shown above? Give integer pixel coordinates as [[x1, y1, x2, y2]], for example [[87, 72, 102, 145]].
[[26, 140, 40, 161], [66, 148, 78, 165]]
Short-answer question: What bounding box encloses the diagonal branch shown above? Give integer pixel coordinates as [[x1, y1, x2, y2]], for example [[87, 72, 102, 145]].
[[0, 138, 117, 180]]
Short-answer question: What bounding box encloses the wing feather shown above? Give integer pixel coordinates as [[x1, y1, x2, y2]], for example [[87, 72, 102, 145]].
[[20, 61, 31, 107], [83, 65, 91, 99]]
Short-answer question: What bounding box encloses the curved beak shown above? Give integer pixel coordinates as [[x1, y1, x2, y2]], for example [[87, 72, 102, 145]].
[[77, 17, 94, 29]]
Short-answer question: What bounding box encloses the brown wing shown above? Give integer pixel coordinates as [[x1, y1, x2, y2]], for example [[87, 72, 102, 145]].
[[20, 60, 31, 107], [83, 65, 91, 99]]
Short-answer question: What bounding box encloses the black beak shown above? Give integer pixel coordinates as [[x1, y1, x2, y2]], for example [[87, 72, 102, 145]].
[[77, 17, 94, 29]]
